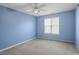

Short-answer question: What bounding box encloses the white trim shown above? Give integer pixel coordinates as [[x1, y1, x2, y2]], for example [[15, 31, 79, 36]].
[[0, 37, 36, 52], [37, 37, 74, 43]]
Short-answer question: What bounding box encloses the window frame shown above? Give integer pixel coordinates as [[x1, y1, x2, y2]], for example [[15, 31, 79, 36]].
[[44, 16, 59, 34]]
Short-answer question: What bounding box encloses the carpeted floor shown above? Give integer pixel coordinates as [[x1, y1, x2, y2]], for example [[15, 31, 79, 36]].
[[0, 39, 79, 55]]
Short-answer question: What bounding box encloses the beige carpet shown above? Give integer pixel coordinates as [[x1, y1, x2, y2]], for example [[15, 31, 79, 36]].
[[0, 39, 79, 55]]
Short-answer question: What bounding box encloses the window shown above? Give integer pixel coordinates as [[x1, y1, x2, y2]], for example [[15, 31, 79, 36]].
[[44, 16, 59, 35], [44, 18, 51, 33]]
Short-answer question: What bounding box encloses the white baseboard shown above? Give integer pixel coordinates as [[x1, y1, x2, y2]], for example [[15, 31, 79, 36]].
[[0, 37, 36, 52], [37, 37, 74, 43]]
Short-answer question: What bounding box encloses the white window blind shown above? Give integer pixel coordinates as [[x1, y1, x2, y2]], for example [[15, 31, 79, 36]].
[[44, 18, 51, 33], [44, 16, 59, 35]]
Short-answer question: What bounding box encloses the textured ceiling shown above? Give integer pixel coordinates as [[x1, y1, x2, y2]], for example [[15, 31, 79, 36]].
[[0, 3, 78, 16]]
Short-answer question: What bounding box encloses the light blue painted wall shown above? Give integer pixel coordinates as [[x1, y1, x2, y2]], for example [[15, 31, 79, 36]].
[[0, 5, 76, 50], [0, 6, 36, 50], [76, 6, 79, 48], [37, 10, 75, 42]]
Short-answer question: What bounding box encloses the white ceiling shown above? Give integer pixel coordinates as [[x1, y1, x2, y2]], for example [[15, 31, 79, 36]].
[[0, 3, 78, 16]]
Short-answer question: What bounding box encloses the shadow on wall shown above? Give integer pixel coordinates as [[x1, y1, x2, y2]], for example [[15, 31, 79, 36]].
[[37, 34, 59, 40]]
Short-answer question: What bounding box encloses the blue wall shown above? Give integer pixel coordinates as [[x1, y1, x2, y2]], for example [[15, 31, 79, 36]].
[[37, 10, 75, 42], [0, 5, 76, 50], [76, 6, 79, 48], [0, 6, 36, 50]]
